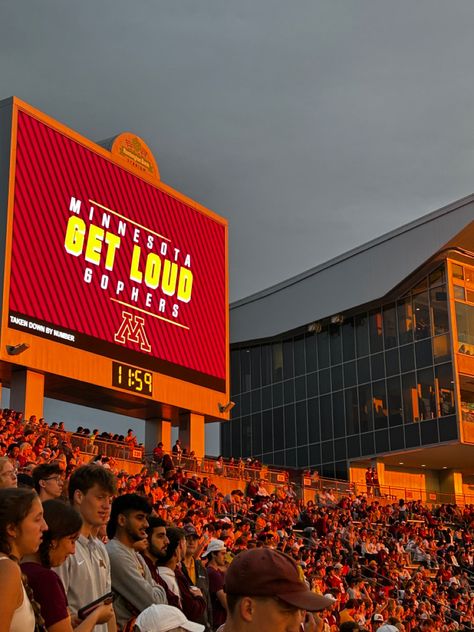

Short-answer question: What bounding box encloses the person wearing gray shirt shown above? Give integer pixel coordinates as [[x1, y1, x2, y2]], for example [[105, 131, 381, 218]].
[[106, 494, 167, 629]]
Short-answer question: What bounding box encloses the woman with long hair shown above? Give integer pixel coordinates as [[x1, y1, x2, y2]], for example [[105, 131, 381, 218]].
[[0, 487, 47, 632], [22, 499, 114, 632]]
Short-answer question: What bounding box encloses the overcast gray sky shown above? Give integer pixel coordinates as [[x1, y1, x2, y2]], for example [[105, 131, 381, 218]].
[[2, 1, 474, 450]]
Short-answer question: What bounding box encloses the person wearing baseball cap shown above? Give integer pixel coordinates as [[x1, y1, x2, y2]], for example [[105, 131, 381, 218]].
[[135, 603, 205, 631], [218, 548, 334, 632], [202, 540, 227, 631]]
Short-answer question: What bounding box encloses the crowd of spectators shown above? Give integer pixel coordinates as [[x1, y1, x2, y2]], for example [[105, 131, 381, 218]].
[[0, 408, 473, 632]]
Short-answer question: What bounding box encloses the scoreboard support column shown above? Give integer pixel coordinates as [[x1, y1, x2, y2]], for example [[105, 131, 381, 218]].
[[10, 369, 44, 420], [179, 412, 205, 459], [145, 418, 171, 453]]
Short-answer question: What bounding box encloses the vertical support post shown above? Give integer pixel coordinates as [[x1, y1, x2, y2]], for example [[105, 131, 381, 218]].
[[179, 413, 205, 458], [10, 369, 44, 419], [145, 418, 171, 453]]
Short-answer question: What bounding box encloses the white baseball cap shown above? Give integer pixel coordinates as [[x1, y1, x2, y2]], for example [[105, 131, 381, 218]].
[[135, 604, 204, 632], [202, 538, 226, 557]]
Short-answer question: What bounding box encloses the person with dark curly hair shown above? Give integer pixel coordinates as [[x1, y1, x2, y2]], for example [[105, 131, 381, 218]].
[[22, 498, 114, 632], [0, 487, 47, 632]]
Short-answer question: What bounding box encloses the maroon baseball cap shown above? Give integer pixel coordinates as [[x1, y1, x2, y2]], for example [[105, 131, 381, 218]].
[[224, 548, 334, 612]]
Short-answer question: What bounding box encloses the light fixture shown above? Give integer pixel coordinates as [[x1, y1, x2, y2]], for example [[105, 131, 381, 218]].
[[421, 464, 426, 468], [218, 401, 235, 413], [442, 466, 448, 470], [399, 462, 404, 465], [331, 314, 343, 325], [6, 343, 30, 356], [308, 322, 322, 333]]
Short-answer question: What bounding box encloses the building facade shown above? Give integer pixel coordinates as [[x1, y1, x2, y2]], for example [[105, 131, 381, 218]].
[[223, 195, 474, 494]]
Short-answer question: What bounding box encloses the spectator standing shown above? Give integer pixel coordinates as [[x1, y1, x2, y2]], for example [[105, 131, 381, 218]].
[[55, 464, 117, 632], [172, 439, 183, 464]]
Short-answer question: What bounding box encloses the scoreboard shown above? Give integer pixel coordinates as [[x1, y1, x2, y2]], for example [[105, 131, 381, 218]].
[[0, 98, 229, 419]]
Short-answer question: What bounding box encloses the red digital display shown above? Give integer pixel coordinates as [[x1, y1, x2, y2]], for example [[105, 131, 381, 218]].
[[7, 111, 227, 391]]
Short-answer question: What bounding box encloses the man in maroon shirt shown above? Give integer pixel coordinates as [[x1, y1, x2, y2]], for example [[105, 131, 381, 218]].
[[203, 539, 227, 631]]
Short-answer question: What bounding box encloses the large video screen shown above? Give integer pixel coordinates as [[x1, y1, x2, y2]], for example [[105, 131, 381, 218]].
[[7, 110, 227, 391]]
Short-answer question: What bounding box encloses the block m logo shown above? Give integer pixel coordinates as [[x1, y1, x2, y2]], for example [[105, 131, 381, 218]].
[[114, 311, 152, 353]]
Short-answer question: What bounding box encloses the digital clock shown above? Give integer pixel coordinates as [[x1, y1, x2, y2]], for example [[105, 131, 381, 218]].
[[112, 362, 153, 396]]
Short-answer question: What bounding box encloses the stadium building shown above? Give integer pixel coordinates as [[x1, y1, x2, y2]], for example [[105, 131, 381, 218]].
[[223, 196, 474, 499]]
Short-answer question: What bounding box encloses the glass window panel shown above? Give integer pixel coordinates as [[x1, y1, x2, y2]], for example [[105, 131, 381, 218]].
[[383, 304, 398, 349], [385, 348, 400, 377], [373, 379, 388, 430], [231, 350, 240, 395], [398, 297, 413, 345], [297, 446, 309, 468], [387, 376, 403, 427], [433, 334, 451, 364], [417, 367, 436, 420], [335, 461, 348, 480], [261, 344, 272, 386], [241, 416, 252, 457], [309, 443, 321, 466], [262, 386, 272, 410], [321, 440, 334, 463], [355, 314, 369, 357], [429, 265, 446, 287], [307, 372, 318, 398], [319, 368, 331, 394], [359, 384, 373, 432], [466, 265, 474, 286], [405, 423, 420, 448], [240, 392, 250, 416], [415, 339, 433, 368], [272, 382, 283, 408], [308, 398, 320, 443], [452, 263, 464, 279], [456, 302, 474, 354], [283, 340, 294, 379], [284, 379, 295, 403], [318, 329, 330, 368], [436, 363, 455, 417], [273, 407, 284, 451], [357, 357, 371, 384], [273, 451, 285, 466], [262, 410, 273, 452], [347, 435, 361, 458], [231, 395, 240, 420], [345, 387, 359, 435], [430, 286, 449, 335], [321, 463, 335, 479], [342, 318, 355, 362], [454, 285, 465, 300], [320, 394, 333, 441], [334, 438, 346, 460], [413, 291, 431, 340], [375, 430, 390, 454], [420, 419, 438, 446], [251, 414, 262, 454], [231, 419, 242, 456], [251, 389, 261, 413], [400, 344, 415, 373], [389, 426, 405, 451], [251, 347, 261, 389], [305, 334, 318, 372], [296, 401, 308, 445], [333, 391, 345, 438], [284, 404, 296, 449], [294, 336, 306, 376], [402, 372, 417, 423], [371, 352, 385, 381], [329, 325, 342, 365], [439, 416, 458, 441], [285, 449, 296, 468], [344, 361, 357, 388], [272, 342, 283, 382], [331, 364, 343, 391], [361, 432, 375, 456], [241, 349, 251, 392], [295, 376, 306, 401], [369, 309, 384, 353]]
